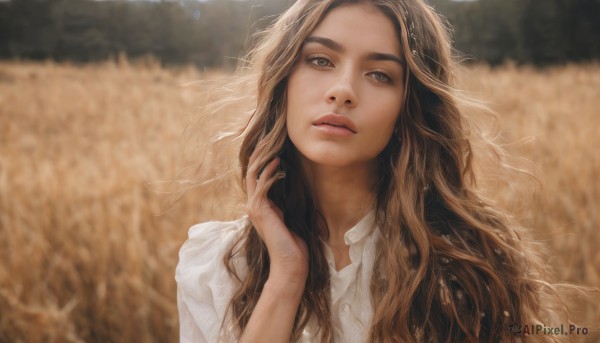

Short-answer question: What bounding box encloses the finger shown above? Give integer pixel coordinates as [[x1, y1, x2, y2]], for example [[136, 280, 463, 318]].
[[253, 158, 280, 202], [257, 157, 279, 184], [246, 144, 265, 195], [249, 142, 264, 161], [246, 158, 279, 240], [246, 163, 257, 196], [248, 142, 267, 172]]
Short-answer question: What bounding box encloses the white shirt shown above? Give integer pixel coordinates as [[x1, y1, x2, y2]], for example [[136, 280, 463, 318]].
[[175, 210, 381, 343]]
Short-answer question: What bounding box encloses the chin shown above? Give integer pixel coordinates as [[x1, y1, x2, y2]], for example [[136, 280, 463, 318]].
[[297, 148, 371, 169]]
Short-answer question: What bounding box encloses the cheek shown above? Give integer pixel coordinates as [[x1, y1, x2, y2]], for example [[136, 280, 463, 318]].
[[285, 81, 307, 148], [286, 71, 322, 130], [286, 76, 301, 133], [358, 101, 402, 156], [287, 70, 320, 104], [286, 72, 305, 115], [363, 97, 402, 138]]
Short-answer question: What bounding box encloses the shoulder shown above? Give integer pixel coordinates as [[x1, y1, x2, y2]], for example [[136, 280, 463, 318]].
[[175, 217, 249, 342], [175, 216, 249, 297], [181, 216, 249, 257]]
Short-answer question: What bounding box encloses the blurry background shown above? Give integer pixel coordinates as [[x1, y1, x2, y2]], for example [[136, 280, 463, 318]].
[[1, 0, 599, 67], [0, 0, 599, 342]]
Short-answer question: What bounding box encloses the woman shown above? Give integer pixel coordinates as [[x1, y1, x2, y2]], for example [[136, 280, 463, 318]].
[[176, 0, 571, 342]]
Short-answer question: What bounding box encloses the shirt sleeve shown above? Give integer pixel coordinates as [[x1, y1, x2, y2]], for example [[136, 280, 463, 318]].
[[175, 217, 248, 343]]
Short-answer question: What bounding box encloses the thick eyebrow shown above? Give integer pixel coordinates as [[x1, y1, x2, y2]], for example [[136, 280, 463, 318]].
[[304, 36, 345, 52], [304, 35, 404, 66], [366, 52, 404, 66]]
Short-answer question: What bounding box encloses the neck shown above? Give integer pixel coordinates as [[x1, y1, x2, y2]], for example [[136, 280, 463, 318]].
[[299, 154, 377, 246]]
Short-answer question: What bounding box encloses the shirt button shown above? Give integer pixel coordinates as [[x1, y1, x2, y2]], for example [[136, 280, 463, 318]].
[[342, 303, 351, 312]]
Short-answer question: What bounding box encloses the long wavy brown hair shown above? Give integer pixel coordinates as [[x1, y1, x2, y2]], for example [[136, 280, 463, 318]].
[[207, 0, 574, 341]]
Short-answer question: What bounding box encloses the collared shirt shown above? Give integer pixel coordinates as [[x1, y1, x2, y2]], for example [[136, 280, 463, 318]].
[[175, 210, 381, 343]]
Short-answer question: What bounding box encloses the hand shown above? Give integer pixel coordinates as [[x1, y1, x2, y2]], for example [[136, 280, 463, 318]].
[[246, 144, 309, 286]]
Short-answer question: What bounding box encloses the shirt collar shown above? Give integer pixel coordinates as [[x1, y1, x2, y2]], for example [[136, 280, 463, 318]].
[[343, 209, 377, 246]]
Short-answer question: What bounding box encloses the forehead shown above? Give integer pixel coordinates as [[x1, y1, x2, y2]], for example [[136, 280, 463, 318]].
[[308, 3, 402, 56]]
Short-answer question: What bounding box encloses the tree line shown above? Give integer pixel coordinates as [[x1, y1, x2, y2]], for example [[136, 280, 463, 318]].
[[1, 0, 598, 68], [429, 0, 600, 65]]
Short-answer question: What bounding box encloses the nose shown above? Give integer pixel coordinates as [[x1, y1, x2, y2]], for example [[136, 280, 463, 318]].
[[325, 69, 358, 108]]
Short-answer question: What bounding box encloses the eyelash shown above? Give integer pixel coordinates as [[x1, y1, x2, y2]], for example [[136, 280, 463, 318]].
[[307, 55, 333, 68], [305, 55, 393, 84], [368, 71, 392, 83]]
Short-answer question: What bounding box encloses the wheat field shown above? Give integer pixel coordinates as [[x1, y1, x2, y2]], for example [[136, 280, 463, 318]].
[[0, 59, 598, 342]]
